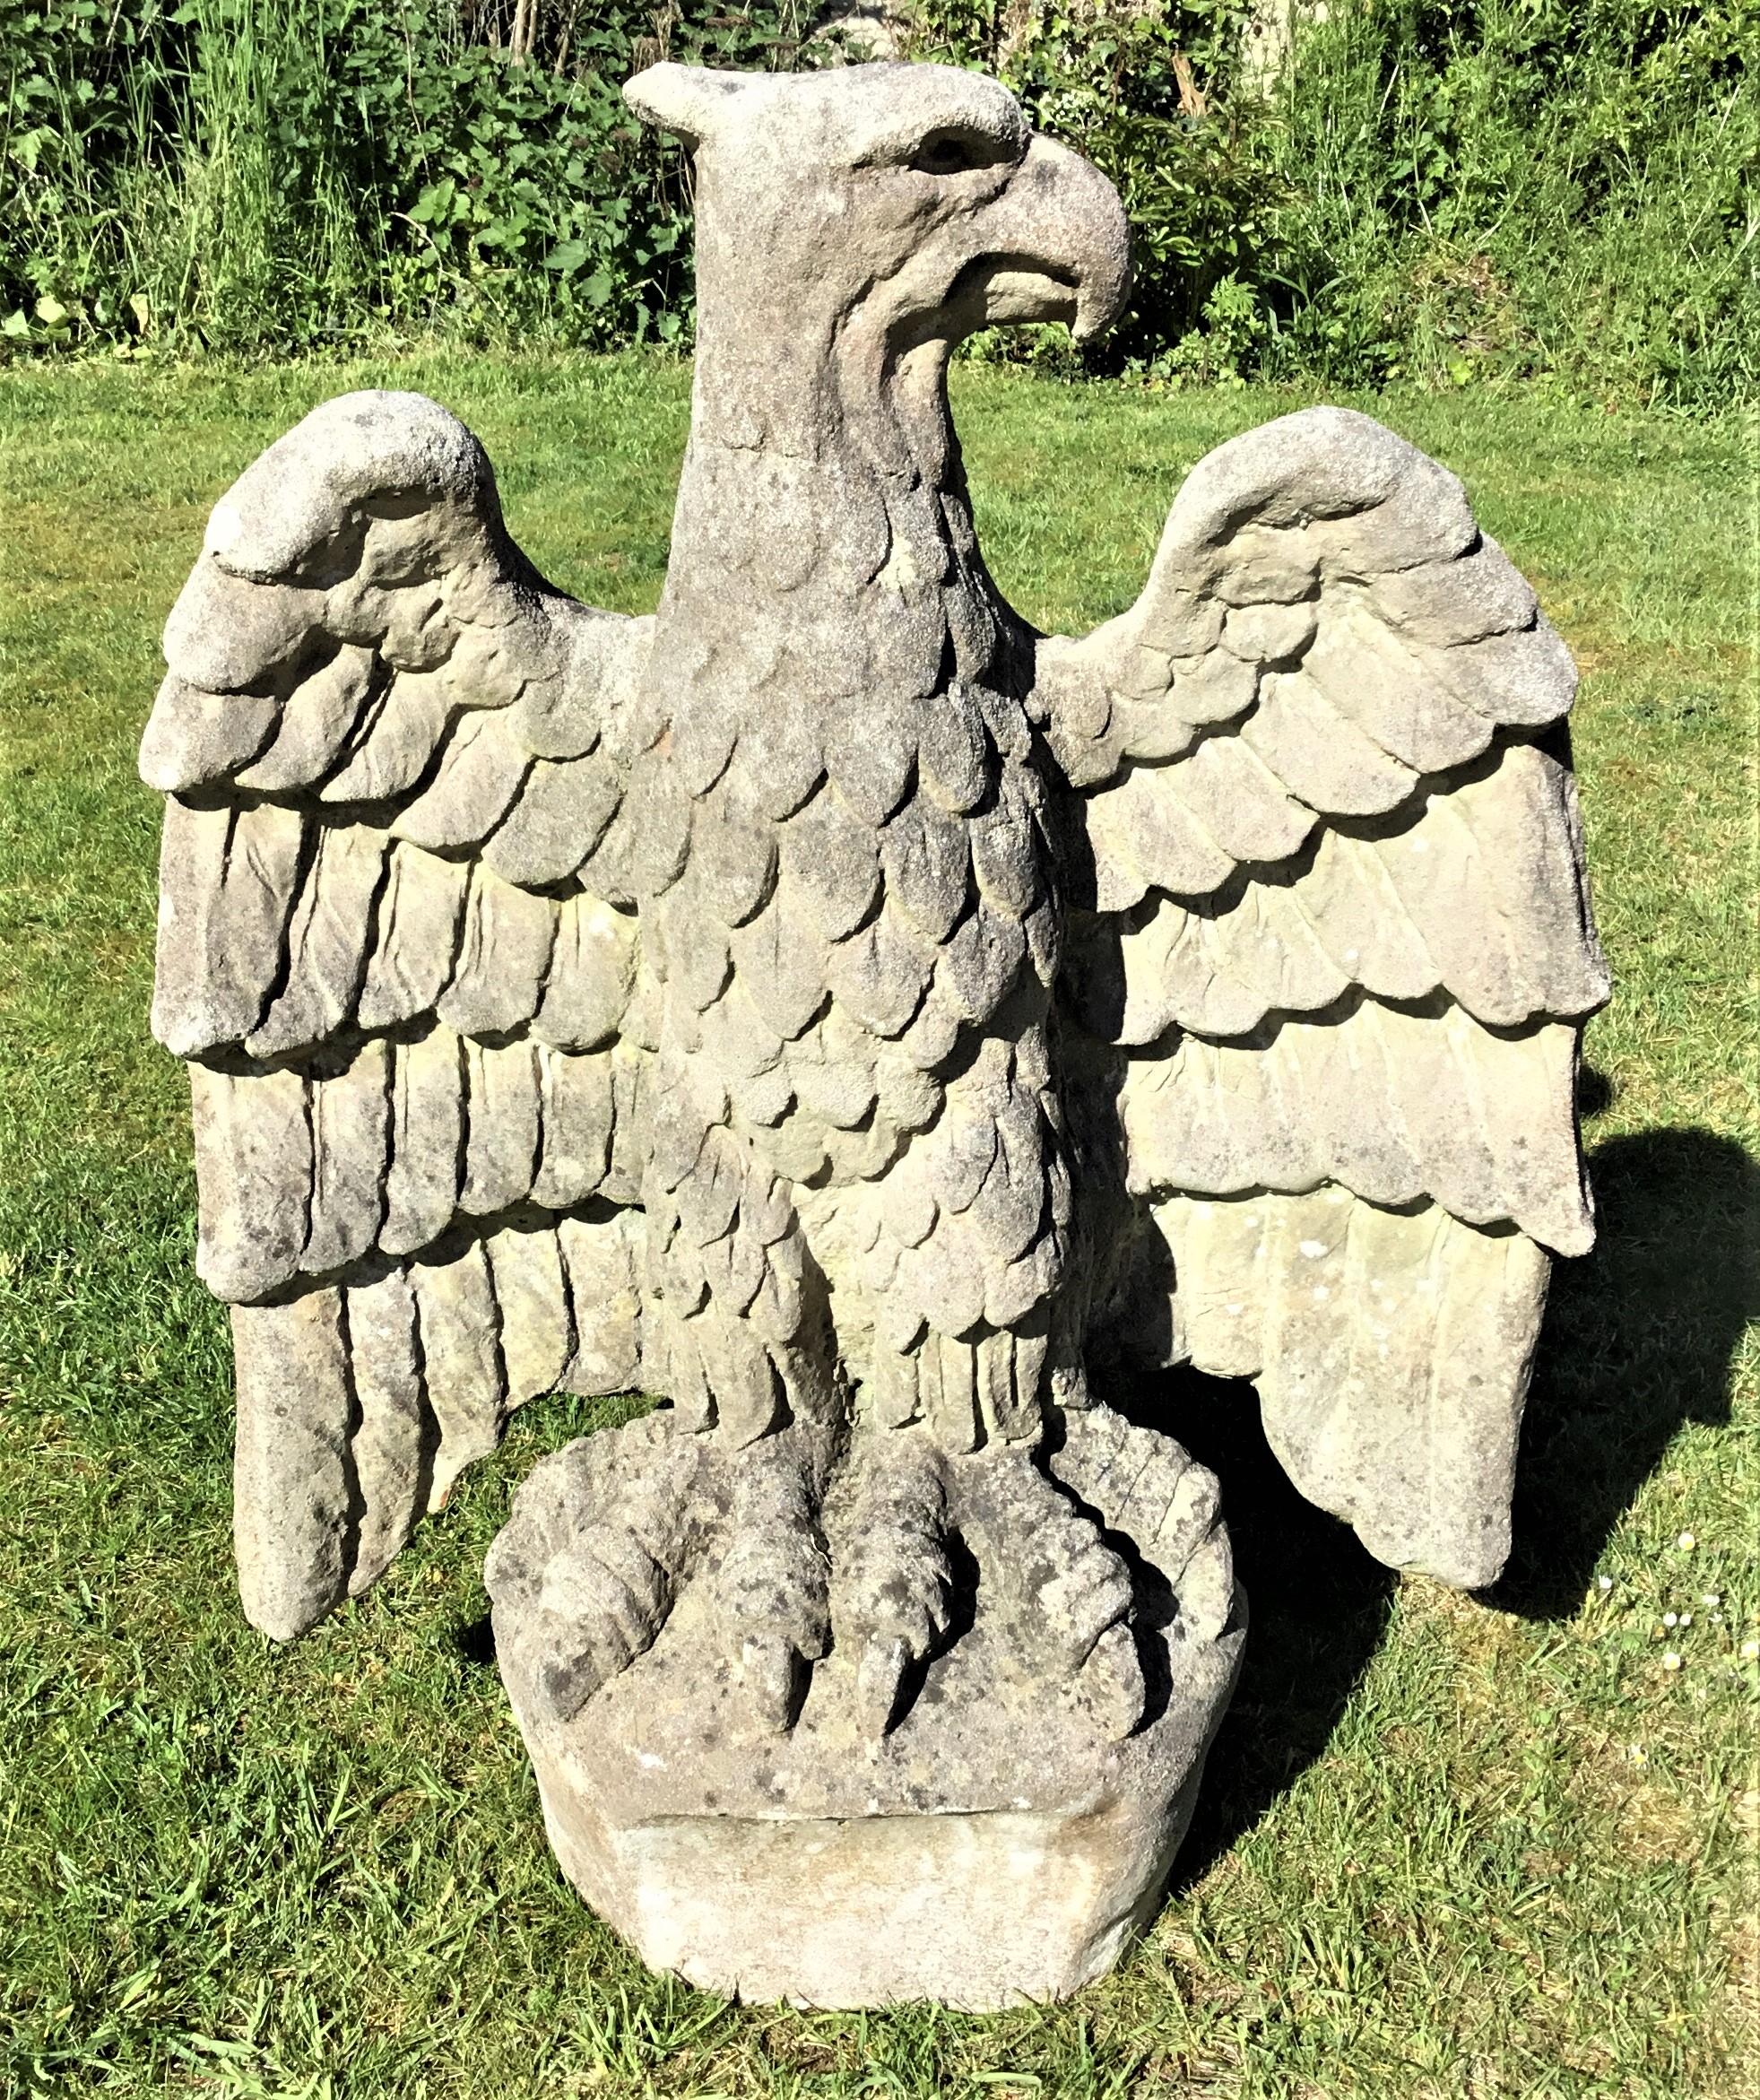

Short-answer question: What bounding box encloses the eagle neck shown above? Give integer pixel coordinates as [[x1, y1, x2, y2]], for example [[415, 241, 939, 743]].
[[658, 318, 1010, 697]]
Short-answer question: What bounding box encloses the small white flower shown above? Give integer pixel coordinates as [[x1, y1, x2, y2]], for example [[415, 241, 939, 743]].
[[1662, 1652, 1682, 1671], [1627, 1743, 1647, 1765], [1598, 1575, 1614, 1592], [1663, 1611, 1678, 1627], [1741, 1639, 1759, 1662], [1703, 1592, 1721, 1608], [1680, 1613, 1693, 1628], [1678, 1531, 1697, 1550]]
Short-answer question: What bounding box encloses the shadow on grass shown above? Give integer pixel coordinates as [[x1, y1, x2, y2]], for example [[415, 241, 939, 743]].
[[455, 1614, 498, 1667], [1493, 1121, 1758, 1620], [1131, 1105, 1756, 1884], [1133, 1364, 1399, 1895]]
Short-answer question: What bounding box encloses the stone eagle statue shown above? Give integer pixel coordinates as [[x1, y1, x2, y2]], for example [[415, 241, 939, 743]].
[[142, 59, 1604, 2000]]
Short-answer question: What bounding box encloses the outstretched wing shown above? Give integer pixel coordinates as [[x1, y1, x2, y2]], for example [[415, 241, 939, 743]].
[[142, 391, 664, 1637], [1036, 407, 1608, 1589]]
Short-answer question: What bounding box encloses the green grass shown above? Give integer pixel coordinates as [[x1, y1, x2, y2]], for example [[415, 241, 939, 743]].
[[0, 354, 1755, 2099]]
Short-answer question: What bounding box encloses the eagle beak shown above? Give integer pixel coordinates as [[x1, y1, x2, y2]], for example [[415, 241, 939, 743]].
[[969, 133, 1131, 343]]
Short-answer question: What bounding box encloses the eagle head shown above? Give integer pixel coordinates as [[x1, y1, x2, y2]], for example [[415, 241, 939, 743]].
[[623, 61, 1131, 350]]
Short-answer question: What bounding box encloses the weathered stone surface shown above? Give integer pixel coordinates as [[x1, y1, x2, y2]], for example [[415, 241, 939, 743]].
[[143, 56, 1605, 2008], [230, 1290, 354, 1639], [487, 1406, 1243, 2009]]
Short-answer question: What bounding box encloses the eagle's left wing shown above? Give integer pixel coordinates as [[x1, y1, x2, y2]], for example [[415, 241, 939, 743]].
[[1035, 408, 1609, 1589]]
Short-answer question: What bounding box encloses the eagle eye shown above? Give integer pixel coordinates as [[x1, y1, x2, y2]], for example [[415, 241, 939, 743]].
[[909, 128, 993, 177]]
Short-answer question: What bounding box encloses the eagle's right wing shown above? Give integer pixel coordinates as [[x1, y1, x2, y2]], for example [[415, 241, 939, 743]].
[[142, 392, 674, 1636]]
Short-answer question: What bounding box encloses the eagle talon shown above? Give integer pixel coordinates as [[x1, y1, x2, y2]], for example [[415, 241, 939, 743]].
[[831, 1427, 954, 1740], [856, 1633, 915, 1739], [959, 1445, 1144, 1733], [1041, 1545, 1135, 1669], [741, 1633, 810, 1733], [1075, 1621, 1146, 1740], [486, 1418, 700, 1723], [714, 1428, 833, 1731]]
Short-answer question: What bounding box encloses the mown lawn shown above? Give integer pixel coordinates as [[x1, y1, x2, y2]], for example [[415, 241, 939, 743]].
[[0, 353, 1754, 2100]]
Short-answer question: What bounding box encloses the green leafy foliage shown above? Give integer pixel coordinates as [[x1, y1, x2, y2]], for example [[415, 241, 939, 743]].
[[0, 0, 809, 355], [1258, 0, 1760, 409], [1, 0, 1755, 403], [914, 0, 1758, 407]]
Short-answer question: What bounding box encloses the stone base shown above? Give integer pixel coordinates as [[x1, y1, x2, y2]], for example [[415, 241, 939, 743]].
[[490, 1413, 1244, 2009]]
